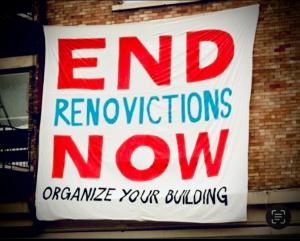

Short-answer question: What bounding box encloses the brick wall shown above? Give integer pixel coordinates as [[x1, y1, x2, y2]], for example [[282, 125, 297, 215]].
[[44, 0, 300, 190]]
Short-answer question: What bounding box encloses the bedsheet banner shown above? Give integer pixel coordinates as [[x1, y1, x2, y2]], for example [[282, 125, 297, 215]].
[[36, 5, 259, 222]]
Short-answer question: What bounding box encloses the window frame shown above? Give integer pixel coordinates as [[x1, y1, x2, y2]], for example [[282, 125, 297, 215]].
[[112, 0, 200, 11], [0, 66, 35, 172], [0, 68, 32, 129]]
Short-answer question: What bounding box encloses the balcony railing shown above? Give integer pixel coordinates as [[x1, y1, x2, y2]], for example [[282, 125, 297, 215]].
[[0, 126, 31, 172]]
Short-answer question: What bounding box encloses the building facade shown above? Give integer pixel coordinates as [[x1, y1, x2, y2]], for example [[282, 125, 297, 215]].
[[0, 0, 299, 238]]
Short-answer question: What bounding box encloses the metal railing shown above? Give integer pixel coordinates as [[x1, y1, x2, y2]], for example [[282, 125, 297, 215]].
[[0, 125, 31, 172]]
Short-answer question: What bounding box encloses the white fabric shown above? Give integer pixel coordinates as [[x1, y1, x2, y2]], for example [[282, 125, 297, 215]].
[[36, 5, 259, 223]]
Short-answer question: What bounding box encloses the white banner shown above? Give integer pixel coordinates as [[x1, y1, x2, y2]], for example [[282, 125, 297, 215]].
[[36, 5, 259, 223]]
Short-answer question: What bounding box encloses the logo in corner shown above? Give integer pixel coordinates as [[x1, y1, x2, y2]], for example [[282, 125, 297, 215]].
[[266, 204, 291, 229]]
